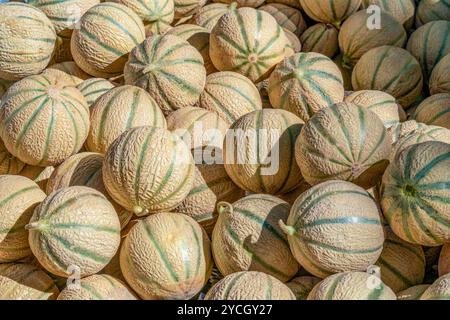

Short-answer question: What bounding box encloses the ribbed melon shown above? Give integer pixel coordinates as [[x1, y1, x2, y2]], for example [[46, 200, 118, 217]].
[[27, 186, 121, 277], [300, 23, 339, 58], [299, 0, 361, 28], [191, 2, 237, 31], [397, 285, 430, 300], [280, 180, 384, 278], [0, 175, 46, 263], [295, 102, 391, 189], [345, 90, 401, 128], [268, 52, 344, 122], [71, 2, 146, 78], [361, 0, 416, 29], [420, 273, 450, 300], [124, 34, 206, 115], [439, 244, 450, 277], [87, 85, 167, 154], [204, 271, 296, 300], [0, 73, 90, 166], [57, 274, 137, 300], [287, 276, 321, 300], [416, 0, 450, 27], [174, 0, 207, 19], [19, 165, 54, 191], [212, 194, 299, 282], [103, 126, 195, 216], [339, 10, 407, 69], [0, 2, 56, 81], [77, 78, 115, 107], [198, 71, 262, 125], [430, 54, 450, 95], [0, 138, 25, 175], [381, 141, 450, 246], [284, 29, 302, 53], [39, 68, 84, 88], [406, 20, 450, 80], [209, 7, 290, 83], [414, 93, 450, 130], [0, 263, 59, 300], [48, 62, 91, 87], [307, 271, 396, 300], [259, 4, 307, 37], [120, 212, 212, 299], [388, 120, 426, 145]]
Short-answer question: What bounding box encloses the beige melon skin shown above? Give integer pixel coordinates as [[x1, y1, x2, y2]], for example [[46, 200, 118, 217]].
[[48, 62, 91, 87], [283, 29, 302, 53], [77, 78, 115, 107], [421, 274, 450, 300], [268, 52, 344, 122], [27, 186, 121, 278], [57, 274, 137, 300], [282, 180, 384, 278], [191, 3, 237, 31], [124, 34, 206, 116], [0, 3, 56, 81], [198, 71, 262, 125], [0, 73, 90, 167], [212, 194, 299, 282], [209, 7, 290, 83], [387, 120, 427, 146], [307, 272, 396, 300], [295, 102, 391, 189], [0, 263, 59, 300], [212, 0, 264, 8], [299, 0, 361, 27], [71, 2, 146, 78], [361, 0, 416, 30], [259, 4, 307, 37], [414, 93, 450, 130], [87, 85, 167, 154], [397, 285, 430, 300], [300, 24, 339, 58], [223, 109, 304, 195], [0, 175, 46, 263], [205, 271, 296, 300], [430, 54, 450, 95], [0, 138, 25, 175], [416, 0, 450, 27], [103, 126, 195, 216], [120, 212, 212, 300], [287, 276, 321, 300], [174, 0, 207, 19]]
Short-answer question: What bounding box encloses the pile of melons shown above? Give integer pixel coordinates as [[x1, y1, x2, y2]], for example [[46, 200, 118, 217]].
[[0, 0, 450, 301]]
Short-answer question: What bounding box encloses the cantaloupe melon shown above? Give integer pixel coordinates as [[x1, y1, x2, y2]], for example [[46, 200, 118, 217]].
[[439, 244, 450, 276], [27, 186, 121, 277], [299, 0, 361, 28], [0, 175, 46, 263], [420, 273, 450, 300], [19, 165, 55, 191], [381, 141, 450, 246], [0, 2, 57, 81], [120, 212, 212, 299], [57, 274, 137, 300], [352, 46, 423, 108], [103, 126, 195, 216], [430, 54, 450, 95], [268, 52, 344, 122], [387, 120, 426, 145], [209, 7, 290, 83], [345, 90, 401, 128], [174, 0, 207, 19], [71, 2, 146, 78], [0, 263, 59, 300], [361, 0, 416, 29], [414, 93, 450, 130], [191, 2, 237, 31], [224, 109, 304, 194], [212, 194, 299, 282], [0, 138, 25, 175], [339, 10, 407, 69], [48, 62, 91, 87], [287, 276, 321, 300], [300, 24, 339, 58], [283, 29, 302, 53], [259, 4, 307, 37], [416, 0, 450, 27], [77, 78, 115, 107], [280, 180, 384, 278], [124, 34, 206, 115], [406, 20, 450, 79], [307, 271, 396, 300], [0, 73, 90, 166], [204, 271, 296, 300], [295, 102, 391, 189], [198, 71, 262, 125], [397, 284, 430, 300]]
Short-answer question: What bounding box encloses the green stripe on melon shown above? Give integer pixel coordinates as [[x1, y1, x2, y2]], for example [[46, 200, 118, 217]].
[[413, 93, 450, 130]]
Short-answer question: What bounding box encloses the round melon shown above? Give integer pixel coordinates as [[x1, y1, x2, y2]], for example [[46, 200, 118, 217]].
[[381, 141, 450, 246], [352, 46, 423, 108], [387, 120, 427, 145], [268, 52, 344, 122], [19, 165, 54, 191], [27, 186, 121, 277], [204, 271, 296, 300], [397, 285, 430, 300], [174, 0, 207, 19], [57, 274, 136, 300], [71, 2, 146, 78], [124, 34, 206, 115], [87, 85, 167, 154], [300, 23, 339, 58], [120, 212, 212, 299], [0, 73, 90, 166], [299, 0, 361, 28], [198, 71, 262, 125], [414, 93, 450, 130], [421, 273, 450, 300], [212, 194, 299, 282], [361, 0, 416, 29], [295, 102, 391, 189], [345, 90, 401, 128], [416, 0, 450, 27], [0, 138, 25, 175], [191, 3, 237, 31], [284, 28, 302, 53], [339, 10, 407, 69], [0, 175, 46, 263], [209, 7, 290, 83], [259, 4, 307, 37], [280, 180, 384, 278], [0, 263, 59, 300], [430, 54, 450, 95], [439, 244, 450, 276], [77, 78, 115, 107], [287, 276, 321, 300], [307, 271, 396, 300], [406, 20, 450, 80], [223, 109, 304, 194], [103, 126, 195, 216]]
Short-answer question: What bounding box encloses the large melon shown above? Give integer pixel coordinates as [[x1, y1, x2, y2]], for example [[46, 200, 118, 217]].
[[397, 285, 430, 300], [0, 2, 56, 81], [259, 4, 307, 37], [120, 212, 212, 299], [430, 54, 450, 95], [414, 93, 450, 130], [299, 0, 361, 28], [416, 0, 450, 27], [439, 244, 450, 277], [77, 78, 115, 107], [420, 273, 450, 300], [287, 276, 321, 300], [361, 0, 416, 29], [71, 2, 146, 78], [191, 3, 237, 31], [300, 23, 339, 58], [0, 139, 25, 175], [381, 141, 450, 246], [268, 52, 344, 122]]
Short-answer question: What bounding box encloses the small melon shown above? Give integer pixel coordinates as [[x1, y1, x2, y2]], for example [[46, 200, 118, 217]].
[[300, 23, 339, 58], [259, 3, 307, 37], [299, 0, 361, 28], [414, 93, 450, 130], [77, 78, 115, 107], [416, 0, 450, 27], [191, 2, 237, 31]]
